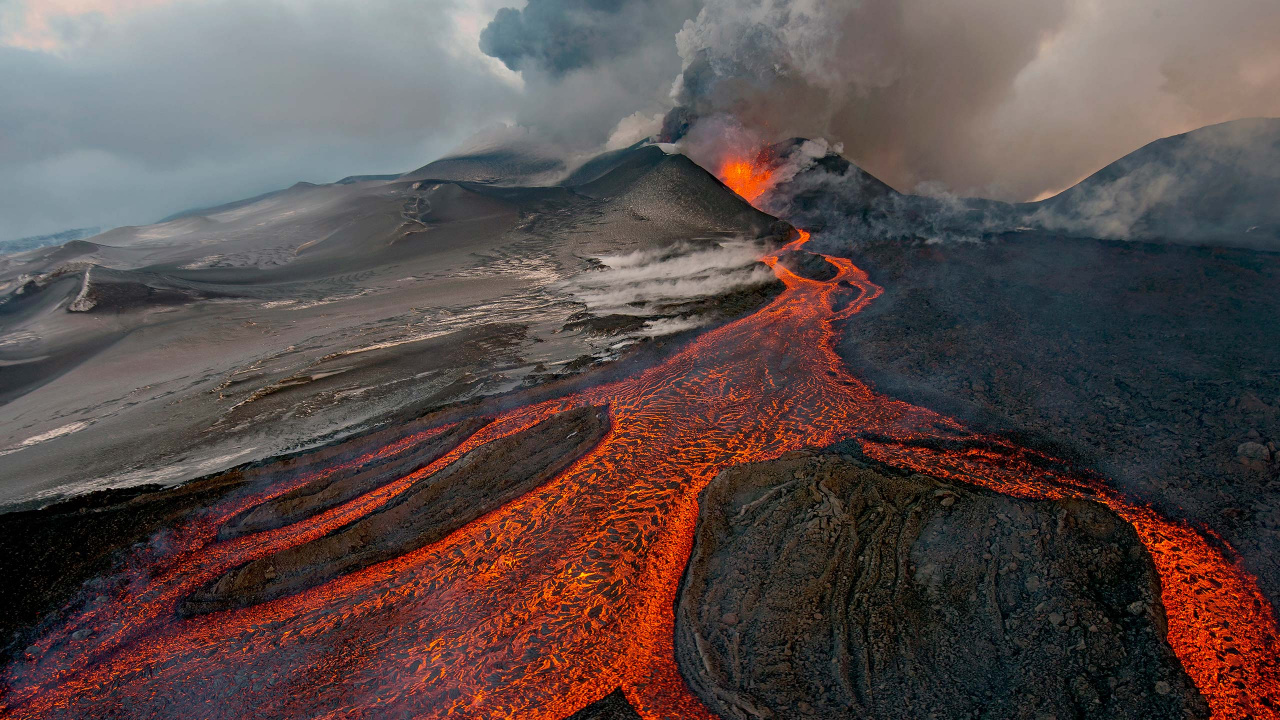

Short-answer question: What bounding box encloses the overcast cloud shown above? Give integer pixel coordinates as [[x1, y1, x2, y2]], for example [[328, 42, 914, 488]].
[[0, 0, 519, 239], [2, 0, 1279, 239]]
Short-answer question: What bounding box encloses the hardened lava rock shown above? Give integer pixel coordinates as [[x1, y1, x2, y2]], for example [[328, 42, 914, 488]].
[[562, 689, 642, 720], [182, 406, 608, 615], [675, 450, 1209, 719]]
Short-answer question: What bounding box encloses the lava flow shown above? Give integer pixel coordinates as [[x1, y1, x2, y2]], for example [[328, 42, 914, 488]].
[[1, 160, 1277, 720]]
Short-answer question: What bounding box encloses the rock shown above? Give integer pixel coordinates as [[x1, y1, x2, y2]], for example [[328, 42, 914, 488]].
[[1237, 441, 1271, 462], [675, 453, 1208, 720], [70, 628, 92, 641], [562, 689, 642, 720]]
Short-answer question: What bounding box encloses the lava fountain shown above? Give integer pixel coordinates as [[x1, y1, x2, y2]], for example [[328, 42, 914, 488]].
[[1, 157, 1276, 719], [719, 156, 775, 204]]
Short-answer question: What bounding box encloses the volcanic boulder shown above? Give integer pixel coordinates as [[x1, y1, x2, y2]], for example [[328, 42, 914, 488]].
[[182, 406, 609, 615], [675, 450, 1208, 719]]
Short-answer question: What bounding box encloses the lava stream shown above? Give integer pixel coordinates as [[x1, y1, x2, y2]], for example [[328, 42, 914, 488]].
[[2, 215, 1277, 716]]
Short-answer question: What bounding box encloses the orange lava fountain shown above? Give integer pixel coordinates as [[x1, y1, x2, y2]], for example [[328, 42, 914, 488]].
[[719, 158, 775, 203], [2, 159, 1277, 719]]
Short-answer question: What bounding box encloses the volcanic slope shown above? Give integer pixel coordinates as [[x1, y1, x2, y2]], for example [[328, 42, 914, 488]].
[[837, 233, 1280, 617], [756, 120, 1280, 613], [1026, 117, 1280, 246], [0, 144, 787, 505], [766, 118, 1280, 250]]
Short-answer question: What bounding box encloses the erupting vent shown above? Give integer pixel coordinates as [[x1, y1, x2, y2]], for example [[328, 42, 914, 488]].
[[719, 157, 775, 204]]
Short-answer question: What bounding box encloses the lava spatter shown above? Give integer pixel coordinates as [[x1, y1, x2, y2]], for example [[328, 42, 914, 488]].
[[2, 161, 1277, 720]]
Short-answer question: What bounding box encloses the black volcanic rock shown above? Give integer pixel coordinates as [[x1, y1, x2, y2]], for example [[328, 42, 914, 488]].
[[838, 233, 1280, 608], [562, 689, 643, 720], [763, 138, 1015, 245], [0, 475, 246, 660], [675, 451, 1207, 720]]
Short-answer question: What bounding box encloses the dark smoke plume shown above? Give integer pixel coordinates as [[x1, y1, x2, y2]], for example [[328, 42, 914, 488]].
[[485, 0, 1280, 202]]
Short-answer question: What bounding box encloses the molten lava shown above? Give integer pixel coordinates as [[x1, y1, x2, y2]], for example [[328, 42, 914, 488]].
[[719, 158, 775, 203], [2, 159, 1277, 719]]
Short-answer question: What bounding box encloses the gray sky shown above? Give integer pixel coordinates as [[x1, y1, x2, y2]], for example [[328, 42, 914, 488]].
[[0, 0, 521, 239], [2, 0, 1279, 240]]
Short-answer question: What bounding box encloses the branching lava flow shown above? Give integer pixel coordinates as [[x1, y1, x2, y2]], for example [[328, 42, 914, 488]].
[[1, 159, 1276, 720]]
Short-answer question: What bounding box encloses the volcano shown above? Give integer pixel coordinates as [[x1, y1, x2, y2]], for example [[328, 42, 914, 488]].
[[1, 127, 1279, 719]]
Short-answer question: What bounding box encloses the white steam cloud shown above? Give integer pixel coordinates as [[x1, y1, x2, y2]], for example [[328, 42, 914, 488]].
[[564, 240, 776, 316]]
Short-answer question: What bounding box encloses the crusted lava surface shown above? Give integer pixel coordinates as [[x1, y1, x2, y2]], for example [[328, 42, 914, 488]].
[[182, 406, 609, 615], [218, 416, 492, 540], [676, 450, 1207, 719]]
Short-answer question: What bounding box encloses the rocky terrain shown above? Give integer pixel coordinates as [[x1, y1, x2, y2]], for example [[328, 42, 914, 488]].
[[759, 118, 1280, 616], [675, 450, 1208, 719], [835, 234, 1280, 610], [0, 398, 497, 656], [1, 120, 1277, 719]]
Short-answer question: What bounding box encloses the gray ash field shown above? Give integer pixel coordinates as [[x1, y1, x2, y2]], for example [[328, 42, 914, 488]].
[[0, 144, 785, 506]]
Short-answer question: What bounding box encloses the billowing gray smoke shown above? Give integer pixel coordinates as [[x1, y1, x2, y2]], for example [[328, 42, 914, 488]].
[[477, 0, 702, 149], [483, 0, 1280, 202], [481, 0, 698, 77]]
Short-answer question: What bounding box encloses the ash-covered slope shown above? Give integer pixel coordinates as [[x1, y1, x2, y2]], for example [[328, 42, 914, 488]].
[[404, 148, 566, 185], [1027, 118, 1280, 247], [767, 118, 1280, 250], [0, 228, 101, 257], [0, 144, 787, 506]]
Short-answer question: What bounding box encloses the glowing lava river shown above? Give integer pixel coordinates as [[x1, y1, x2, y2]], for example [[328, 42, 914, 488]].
[[2, 188, 1278, 719]]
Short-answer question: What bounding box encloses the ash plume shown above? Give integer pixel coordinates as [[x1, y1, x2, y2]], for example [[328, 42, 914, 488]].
[[479, 0, 1280, 203]]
